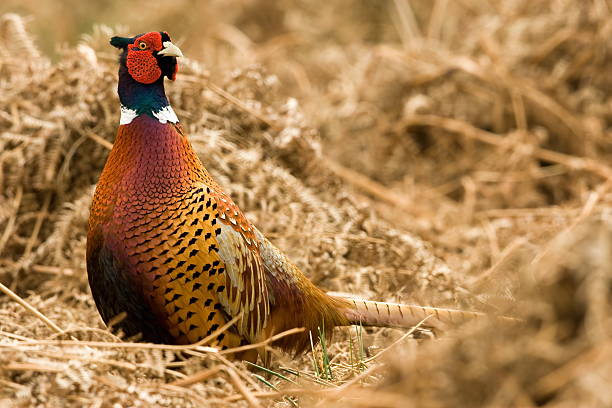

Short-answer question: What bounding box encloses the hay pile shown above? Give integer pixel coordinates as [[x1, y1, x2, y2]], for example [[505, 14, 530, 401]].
[[0, 1, 611, 406]]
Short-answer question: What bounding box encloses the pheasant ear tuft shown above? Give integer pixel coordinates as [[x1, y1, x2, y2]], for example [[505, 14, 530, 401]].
[[110, 36, 133, 50]]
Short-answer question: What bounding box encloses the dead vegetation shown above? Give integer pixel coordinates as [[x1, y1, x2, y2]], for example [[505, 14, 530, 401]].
[[0, 1, 611, 406]]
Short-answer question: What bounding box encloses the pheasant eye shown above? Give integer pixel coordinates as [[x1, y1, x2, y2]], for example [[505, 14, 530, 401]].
[[138, 41, 148, 50]]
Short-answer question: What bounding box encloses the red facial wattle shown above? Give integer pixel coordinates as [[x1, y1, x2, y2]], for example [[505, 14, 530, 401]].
[[126, 51, 161, 84], [126, 32, 164, 84]]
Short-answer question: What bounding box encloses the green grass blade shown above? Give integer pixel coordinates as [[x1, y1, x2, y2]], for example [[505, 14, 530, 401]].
[[253, 373, 278, 390], [253, 373, 299, 407], [309, 330, 320, 378], [317, 323, 333, 380], [280, 367, 299, 377], [245, 361, 297, 384]]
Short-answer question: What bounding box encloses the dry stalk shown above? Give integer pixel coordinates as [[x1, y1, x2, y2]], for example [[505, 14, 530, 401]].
[[469, 238, 529, 289], [531, 199, 603, 284], [401, 115, 612, 180], [323, 157, 410, 209], [21, 190, 53, 263], [3, 362, 63, 373], [0, 280, 64, 335], [169, 365, 224, 387], [533, 340, 612, 397], [0, 186, 22, 256], [223, 365, 263, 408], [219, 327, 305, 356], [206, 82, 281, 130]]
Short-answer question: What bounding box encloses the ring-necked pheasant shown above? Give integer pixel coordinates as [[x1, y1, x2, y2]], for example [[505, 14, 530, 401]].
[[87, 32, 505, 361]]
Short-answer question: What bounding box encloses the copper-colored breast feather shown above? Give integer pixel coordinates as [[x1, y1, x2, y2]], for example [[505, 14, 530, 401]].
[[89, 117, 269, 350]]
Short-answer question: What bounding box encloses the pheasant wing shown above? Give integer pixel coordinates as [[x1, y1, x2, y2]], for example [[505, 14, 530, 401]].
[[209, 188, 270, 342]]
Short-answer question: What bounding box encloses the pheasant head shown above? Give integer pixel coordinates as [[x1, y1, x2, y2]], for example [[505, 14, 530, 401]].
[[109, 32, 183, 124]]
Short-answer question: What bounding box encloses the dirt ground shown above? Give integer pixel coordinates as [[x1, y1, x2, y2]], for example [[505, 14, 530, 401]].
[[0, 1, 611, 407]]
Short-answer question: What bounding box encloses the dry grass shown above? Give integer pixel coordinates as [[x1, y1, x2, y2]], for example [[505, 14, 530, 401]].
[[1, 1, 611, 406]]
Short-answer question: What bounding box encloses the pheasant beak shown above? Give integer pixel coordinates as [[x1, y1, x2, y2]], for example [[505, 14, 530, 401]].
[[158, 41, 183, 58]]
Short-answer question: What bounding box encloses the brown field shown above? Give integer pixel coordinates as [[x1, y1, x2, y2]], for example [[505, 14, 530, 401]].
[[1, 1, 611, 407]]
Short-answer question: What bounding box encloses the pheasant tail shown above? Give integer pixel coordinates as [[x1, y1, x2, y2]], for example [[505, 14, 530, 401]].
[[331, 296, 520, 329]]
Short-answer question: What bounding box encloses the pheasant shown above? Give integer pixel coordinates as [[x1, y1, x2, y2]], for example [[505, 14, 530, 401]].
[[87, 31, 505, 361]]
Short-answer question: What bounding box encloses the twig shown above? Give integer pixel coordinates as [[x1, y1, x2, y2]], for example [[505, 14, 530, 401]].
[[4, 362, 62, 373], [361, 316, 430, 364], [32, 351, 139, 371], [401, 114, 612, 180], [0, 329, 32, 341], [0, 280, 64, 335], [324, 158, 410, 209], [265, 231, 388, 246], [214, 352, 261, 390], [2, 338, 218, 353], [477, 207, 602, 218], [0, 379, 28, 391], [194, 313, 243, 347], [0, 186, 22, 256], [223, 365, 262, 408], [4, 326, 304, 356], [93, 375, 128, 391], [224, 386, 406, 405], [153, 383, 212, 406], [533, 340, 612, 397], [565, 188, 604, 232], [529, 188, 605, 281], [527, 28, 576, 63], [31, 264, 77, 276], [224, 391, 283, 403], [22, 190, 52, 260], [219, 327, 305, 356], [469, 238, 529, 289], [392, 0, 422, 46], [169, 365, 224, 387], [206, 82, 280, 130], [427, 0, 449, 40], [86, 130, 113, 150]]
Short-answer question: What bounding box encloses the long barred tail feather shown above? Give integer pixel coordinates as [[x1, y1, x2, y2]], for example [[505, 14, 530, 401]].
[[331, 296, 520, 329]]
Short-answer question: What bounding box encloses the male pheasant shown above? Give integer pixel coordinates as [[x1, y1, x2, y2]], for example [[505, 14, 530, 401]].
[[87, 32, 501, 360]]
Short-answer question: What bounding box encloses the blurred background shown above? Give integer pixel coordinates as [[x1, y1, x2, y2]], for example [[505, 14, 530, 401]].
[[1, 1, 611, 407], [3, 0, 610, 173]]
